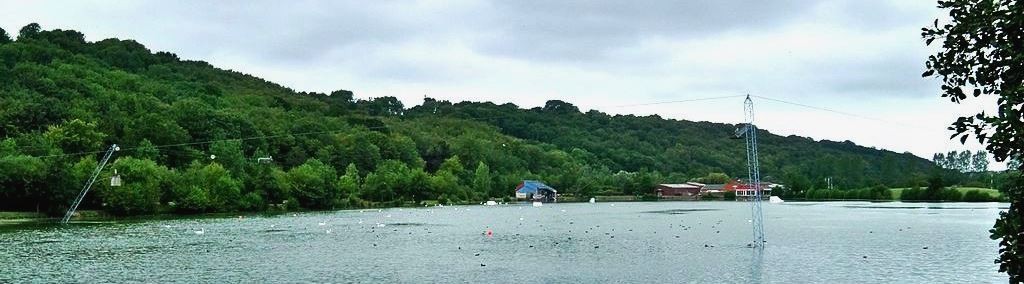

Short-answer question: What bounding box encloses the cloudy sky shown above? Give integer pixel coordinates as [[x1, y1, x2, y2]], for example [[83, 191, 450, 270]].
[[0, 0, 1003, 168]]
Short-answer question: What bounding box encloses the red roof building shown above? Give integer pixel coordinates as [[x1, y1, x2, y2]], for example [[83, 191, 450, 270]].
[[724, 179, 775, 198], [655, 182, 705, 200]]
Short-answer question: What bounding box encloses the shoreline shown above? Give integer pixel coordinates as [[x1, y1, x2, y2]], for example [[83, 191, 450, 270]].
[[1, 199, 1011, 226]]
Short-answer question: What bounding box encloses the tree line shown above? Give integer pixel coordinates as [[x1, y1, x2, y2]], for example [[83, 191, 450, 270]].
[[0, 24, 943, 216], [933, 150, 989, 173]]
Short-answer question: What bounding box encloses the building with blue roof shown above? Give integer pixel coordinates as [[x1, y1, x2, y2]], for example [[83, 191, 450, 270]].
[[514, 180, 557, 202]]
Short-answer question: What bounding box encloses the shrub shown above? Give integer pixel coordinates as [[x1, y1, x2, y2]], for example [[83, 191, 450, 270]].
[[870, 185, 892, 200], [723, 191, 736, 200], [942, 189, 964, 202], [239, 191, 264, 211], [963, 189, 999, 202], [901, 188, 922, 201]]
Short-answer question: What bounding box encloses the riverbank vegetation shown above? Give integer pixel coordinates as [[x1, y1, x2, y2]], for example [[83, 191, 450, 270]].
[[773, 168, 1013, 202], [0, 24, 979, 217]]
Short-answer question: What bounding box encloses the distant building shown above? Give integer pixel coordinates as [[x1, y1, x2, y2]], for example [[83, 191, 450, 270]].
[[656, 182, 705, 200], [724, 179, 777, 200], [701, 184, 726, 198], [515, 180, 557, 203]]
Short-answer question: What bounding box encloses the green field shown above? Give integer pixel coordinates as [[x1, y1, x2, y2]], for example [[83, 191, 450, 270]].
[[0, 211, 46, 221], [889, 187, 1002, 200]]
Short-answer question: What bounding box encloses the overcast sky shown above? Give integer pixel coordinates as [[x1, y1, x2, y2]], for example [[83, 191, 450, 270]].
[[0, 0, 1003, 168]]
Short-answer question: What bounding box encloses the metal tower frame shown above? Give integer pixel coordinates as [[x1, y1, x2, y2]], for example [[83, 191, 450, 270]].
[[735, 95, 765, 247], [61, 144, 119, 224]]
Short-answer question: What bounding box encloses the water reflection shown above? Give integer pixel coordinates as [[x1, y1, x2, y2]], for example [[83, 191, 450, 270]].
[[0, 201, 1007, 283]]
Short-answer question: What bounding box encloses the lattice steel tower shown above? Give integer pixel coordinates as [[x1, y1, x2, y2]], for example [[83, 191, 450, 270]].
[[734, 95, 765, 247]]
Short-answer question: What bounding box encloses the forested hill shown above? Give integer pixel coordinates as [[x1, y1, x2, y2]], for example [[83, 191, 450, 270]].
[[0, 24, 935, 215]]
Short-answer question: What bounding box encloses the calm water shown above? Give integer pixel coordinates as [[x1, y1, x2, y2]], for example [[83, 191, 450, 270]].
[[0, 201, 1006, 283]]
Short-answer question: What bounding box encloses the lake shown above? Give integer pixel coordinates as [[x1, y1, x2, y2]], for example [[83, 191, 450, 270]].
[[0, 201, 1006, 283]]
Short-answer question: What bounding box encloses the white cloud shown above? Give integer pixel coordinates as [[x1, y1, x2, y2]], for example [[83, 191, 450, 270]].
[[0, 0, 1006, 169]]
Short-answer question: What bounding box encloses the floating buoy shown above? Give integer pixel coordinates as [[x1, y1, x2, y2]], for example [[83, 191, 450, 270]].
[[486, 229, 493, 237]]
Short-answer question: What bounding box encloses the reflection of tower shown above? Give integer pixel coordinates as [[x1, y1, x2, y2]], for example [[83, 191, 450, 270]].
[[734, 95, 765, 247]]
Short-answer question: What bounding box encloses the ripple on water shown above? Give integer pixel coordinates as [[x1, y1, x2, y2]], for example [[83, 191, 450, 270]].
[[0, 201, 1007, 283], [642, 209, 721, 215]]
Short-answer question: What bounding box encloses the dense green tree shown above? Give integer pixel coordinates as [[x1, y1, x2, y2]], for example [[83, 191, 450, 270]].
[[472, 161, 492, 197], [100, 157, 170, 215], [1010, 156, 1023, 172], [360, 96, 404, 116], [925, 170, 946, 200], [174, 162, 241, 212], [133, 139, 162, 162], [246, 164, 291, 206], [286, 159, 338, 209], [43, 119, 106, 155], [0, 154, 48, 211], [695, 172, 731, 184], [0, 27, 11, 44], [337, 163, 361, 201], [429, 170, 462, 203], [209, 140, 246, 177], [933, 153, 945, 168], [439, 156, 466, 180], [337, 132, 382, 174], [542, 100, 580, 114], [17, 23, 41, 40], [972, 150, 990, 172]]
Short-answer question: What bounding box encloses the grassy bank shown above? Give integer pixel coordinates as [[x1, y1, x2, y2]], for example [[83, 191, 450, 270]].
[[889, 187, 1003, 200], [0, 211, 47, 220], [787, 186, 1006, 202]]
